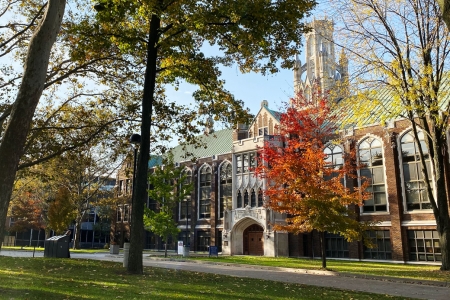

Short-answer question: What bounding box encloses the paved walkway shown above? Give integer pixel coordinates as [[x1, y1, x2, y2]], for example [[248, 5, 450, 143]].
[[1, 250, 449, 300]]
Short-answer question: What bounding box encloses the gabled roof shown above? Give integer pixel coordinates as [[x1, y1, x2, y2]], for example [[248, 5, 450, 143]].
[[170, 129, 233, 163]]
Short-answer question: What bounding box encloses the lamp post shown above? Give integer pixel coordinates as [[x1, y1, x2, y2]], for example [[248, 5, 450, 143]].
[[185, 198, 189, 246]]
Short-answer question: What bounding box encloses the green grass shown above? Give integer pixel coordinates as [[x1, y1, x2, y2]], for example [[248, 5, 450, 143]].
[[185, 256, 450, 282], [0, 256, 410, 300]]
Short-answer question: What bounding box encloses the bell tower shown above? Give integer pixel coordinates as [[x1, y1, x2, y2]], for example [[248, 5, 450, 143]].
[[294, 18, 348, 102]]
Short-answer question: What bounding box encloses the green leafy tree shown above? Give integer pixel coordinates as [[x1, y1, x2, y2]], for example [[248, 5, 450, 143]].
[[90, 0, 316, 273], [144, 155, 193, 257], [334, 0, 450, 270]]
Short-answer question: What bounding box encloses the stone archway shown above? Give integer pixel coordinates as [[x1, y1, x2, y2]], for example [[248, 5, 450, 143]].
[[243, 224, 264, 256], [229, 217, 266, 255]]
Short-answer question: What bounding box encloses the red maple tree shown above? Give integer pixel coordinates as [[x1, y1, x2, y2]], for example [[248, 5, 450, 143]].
[[9, 191, 45, 236], [255, 93, 371, 268]]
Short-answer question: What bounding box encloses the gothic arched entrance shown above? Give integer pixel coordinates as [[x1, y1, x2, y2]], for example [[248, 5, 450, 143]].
[[243, 224, 264, 255]]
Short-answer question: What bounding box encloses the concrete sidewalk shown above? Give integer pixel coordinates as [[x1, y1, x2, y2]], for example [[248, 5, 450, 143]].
[[1, 250, 449, 300]]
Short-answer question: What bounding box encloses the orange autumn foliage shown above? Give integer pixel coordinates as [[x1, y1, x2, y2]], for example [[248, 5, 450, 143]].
[[255, 94, 372, 242]]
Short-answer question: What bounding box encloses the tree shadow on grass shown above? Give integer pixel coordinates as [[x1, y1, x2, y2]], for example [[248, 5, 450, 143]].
[[0, 287, 86, 300]]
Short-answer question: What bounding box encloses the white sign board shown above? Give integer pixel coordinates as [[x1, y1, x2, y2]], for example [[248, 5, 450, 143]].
[[177, 241, 184, 255]]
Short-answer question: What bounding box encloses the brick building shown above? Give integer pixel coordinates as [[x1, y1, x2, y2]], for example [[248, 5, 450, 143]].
[[115, 19, 443, 263]]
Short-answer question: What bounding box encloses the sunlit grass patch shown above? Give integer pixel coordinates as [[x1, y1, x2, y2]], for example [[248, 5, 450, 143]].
[[187, 256, 449, 282], [0, 256, 410, 299]]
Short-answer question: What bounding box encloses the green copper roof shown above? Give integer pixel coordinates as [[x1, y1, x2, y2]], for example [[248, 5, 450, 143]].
[[266, 107, 282, 122], [170, 129, 233, 163], [336, 78, 450, 129], [148, 156, 163, 168]]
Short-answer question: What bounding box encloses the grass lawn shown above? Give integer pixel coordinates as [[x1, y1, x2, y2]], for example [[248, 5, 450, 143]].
[[0, 256, 410, 300], [186, 256, 450, 283]]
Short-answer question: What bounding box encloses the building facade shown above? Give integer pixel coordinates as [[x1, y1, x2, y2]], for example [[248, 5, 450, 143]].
[[115, 19, 443, 263]]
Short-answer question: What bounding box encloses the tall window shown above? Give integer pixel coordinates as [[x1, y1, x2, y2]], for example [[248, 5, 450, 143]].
[[257, 190, 263, 207], [237, 191, 242, 208], [219, 163, 232, 218], [199, 165, 211, 219], [125, 179, 131, 194], [123, 205, 130, 222], [359, 138, 387, 213], [117, 207, 122, 222], [401, 131, 432, 210], [180, 169, 192, 220], [250, 189, 256, 207]]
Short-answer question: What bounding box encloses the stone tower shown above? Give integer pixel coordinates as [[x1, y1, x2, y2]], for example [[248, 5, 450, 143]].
[[294, 19, 348, 102]]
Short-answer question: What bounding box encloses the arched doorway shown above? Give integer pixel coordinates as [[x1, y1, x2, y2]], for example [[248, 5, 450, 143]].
[[243, 224, 264, 255]]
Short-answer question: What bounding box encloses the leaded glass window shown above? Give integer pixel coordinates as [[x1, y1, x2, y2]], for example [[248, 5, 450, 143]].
[[180, 169, 192, 220], [219, 163, 232, 218], [199, 166, 211, 219], [359, 138, 387, 213], [401, 131, 432, 210]]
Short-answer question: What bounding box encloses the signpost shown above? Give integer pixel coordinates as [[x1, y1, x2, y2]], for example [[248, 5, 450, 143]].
[[177, 241, 184, 255]]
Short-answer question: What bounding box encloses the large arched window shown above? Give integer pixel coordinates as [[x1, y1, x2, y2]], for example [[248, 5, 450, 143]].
[[199, 165, 212, 219], [359, 138, 387, 212], [179, 169, 192, 220], [401, 131, 432, 210], [219, 163, 232, 218]]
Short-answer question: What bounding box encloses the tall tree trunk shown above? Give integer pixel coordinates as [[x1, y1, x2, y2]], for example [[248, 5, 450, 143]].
[[127, 10, 161, 274], [164, 236, 168, 258], [0, 0, 66, 250], [430, 128, 450, 270], [434, 142, 450, 271], [73, 214, 82, 249], [319, 231, 327, 269], [439, 226, 450, 270]]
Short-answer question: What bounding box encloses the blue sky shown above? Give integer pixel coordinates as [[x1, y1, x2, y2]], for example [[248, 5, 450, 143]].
[[164, 64, 295, 117]]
